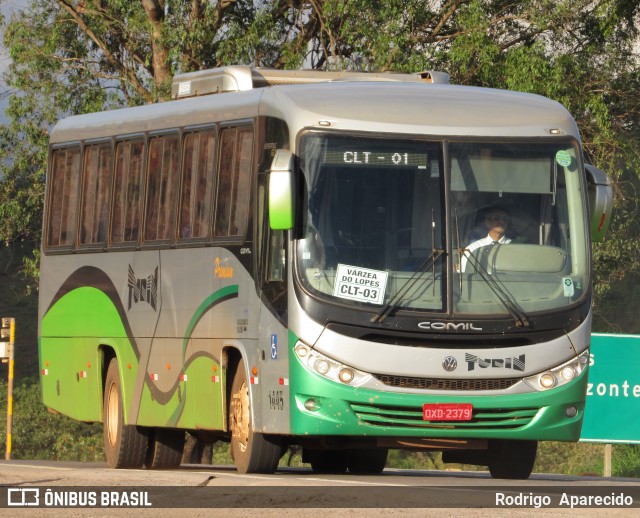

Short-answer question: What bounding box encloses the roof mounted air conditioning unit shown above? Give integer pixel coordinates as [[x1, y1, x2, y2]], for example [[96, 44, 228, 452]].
[[171, 66, 450, 99]]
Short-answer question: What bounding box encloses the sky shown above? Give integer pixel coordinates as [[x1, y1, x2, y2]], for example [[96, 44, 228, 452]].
[[0, 0, 29, 120]]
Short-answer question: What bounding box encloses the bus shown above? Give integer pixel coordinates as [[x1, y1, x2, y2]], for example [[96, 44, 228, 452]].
[[39, 66, 612, 479]]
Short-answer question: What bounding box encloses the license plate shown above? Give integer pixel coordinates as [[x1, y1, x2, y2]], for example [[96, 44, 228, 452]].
[[422, 403, 473, 421]]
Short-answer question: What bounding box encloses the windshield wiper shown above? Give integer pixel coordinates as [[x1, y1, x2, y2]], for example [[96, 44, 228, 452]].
[[370, 248, 445, 324], [454, 209, 529, 328], [371, 210, 445, 324], [461, 248, 530, 328]]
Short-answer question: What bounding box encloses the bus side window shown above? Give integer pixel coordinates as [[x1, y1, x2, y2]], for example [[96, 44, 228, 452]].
[[47, 146, 81, 248], [179, 130, 216, 240], [111, 140, 144, 244], [80, 143, 112, 246], [233, 129, 253, 236], [268, 231, 285, 281], [215, 126, 253, 238], [144, 134, 179, 242], [215, 129, 235, 236], [257, 175, 288, 317]]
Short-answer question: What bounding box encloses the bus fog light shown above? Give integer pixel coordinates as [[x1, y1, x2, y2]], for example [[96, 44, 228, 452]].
[[565, 406, 578, 418], [314, 359, 330, 375], [338, 368, 354, 384], [540, 373, 556, 389], [560, 366, 575, 381], [304, 398, 321, 411]]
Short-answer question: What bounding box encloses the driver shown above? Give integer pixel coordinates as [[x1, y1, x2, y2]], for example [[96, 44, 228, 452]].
[[460, 206, 511, 272]]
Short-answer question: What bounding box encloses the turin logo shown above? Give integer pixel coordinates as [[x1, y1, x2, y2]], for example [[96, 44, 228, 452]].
[[465, 353, 525, 372], [127, 265, 158, 311]]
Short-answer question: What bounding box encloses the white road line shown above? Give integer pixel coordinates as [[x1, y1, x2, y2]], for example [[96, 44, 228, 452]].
[[211, 471, 409, 487]]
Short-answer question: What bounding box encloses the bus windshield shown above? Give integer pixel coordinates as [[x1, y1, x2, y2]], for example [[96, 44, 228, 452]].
[[296, 133, 589, 318]]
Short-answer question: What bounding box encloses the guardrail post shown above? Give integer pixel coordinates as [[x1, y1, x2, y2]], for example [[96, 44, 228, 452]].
[[1, 317, 16, 460], [604, 444, 612, 477]]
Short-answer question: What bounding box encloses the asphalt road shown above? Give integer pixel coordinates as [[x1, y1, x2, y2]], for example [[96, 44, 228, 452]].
[[0, 461, 639, 517]]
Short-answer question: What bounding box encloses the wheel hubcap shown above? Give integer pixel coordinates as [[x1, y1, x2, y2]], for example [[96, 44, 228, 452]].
[[231, 380, 250, 453], [106, 382, 119, 447]]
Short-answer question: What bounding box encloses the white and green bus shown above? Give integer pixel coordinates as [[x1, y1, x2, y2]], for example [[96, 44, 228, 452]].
[[39, 66, 612, 479]]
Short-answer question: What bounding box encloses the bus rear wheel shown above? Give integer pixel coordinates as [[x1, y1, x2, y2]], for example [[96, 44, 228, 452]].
[[229, 359, 282, 474], [103, 359, 148, 468], [488, 439, 537, 479], [145, 428, 185, 469]]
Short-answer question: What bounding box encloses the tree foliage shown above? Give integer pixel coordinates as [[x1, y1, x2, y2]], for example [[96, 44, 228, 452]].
[[0, 0, 639, 329]]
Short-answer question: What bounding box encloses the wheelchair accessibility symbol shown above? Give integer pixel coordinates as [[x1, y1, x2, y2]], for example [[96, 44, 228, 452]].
[[271, 334, 278, 360]]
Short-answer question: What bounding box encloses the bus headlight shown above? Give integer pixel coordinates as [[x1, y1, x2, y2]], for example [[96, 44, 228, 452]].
[[294, 342, 371, 386], [314, 359, 330, 375], [338, 368, 355, 384], [539, 373, 556, 389], [523, 349, 589, 392], [560, 366, 576, 381]]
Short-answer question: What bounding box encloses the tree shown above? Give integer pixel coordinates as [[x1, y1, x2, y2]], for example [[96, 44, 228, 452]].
[[1, 0, 639, 329], [0, 0, 307, 274]]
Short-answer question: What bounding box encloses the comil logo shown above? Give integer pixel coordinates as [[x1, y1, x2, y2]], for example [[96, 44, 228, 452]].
[[127, 265, 158, 311], [418, 321, 483, 331]]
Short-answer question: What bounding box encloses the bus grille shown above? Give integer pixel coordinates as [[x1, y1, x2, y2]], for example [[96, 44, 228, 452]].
[[372, 374, 521, 391], [350, 403, 538, 430]]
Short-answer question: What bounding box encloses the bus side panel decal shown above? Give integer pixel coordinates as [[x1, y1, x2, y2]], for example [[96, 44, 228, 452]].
[[40, 285, 139, 422], [137, 285, 239, 428], [43, 265, 142, 359]]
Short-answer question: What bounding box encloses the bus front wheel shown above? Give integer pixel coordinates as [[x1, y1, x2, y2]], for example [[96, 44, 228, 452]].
[[305, 449, 349, 474], [229, 359, 282, 473], [488, 439, 537, 479], [103, 359, 148, 468], [348, 448, 388, 474]]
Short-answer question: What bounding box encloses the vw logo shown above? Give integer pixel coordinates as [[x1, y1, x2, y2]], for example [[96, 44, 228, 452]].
[[442, 356, 458, 372]]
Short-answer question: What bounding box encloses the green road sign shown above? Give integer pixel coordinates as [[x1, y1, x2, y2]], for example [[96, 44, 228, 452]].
[[581, 333, 640, 443]]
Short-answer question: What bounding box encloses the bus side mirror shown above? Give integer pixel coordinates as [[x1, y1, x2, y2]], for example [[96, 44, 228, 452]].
[[268, 149, 295, 230], [585, 164, 612, 242]]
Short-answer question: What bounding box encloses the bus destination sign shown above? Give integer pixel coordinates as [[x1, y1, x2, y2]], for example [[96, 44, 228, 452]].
[[324, 149, 428, 168]]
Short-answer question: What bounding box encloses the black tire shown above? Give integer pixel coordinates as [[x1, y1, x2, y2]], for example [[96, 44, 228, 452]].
[[488, 439, 537, 479], [348, 448, 388, 474], [103, 359, 148, 468], [229, 359, 283, 473], [145, 428, 185, 469], [306, 450, 349, 474]]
